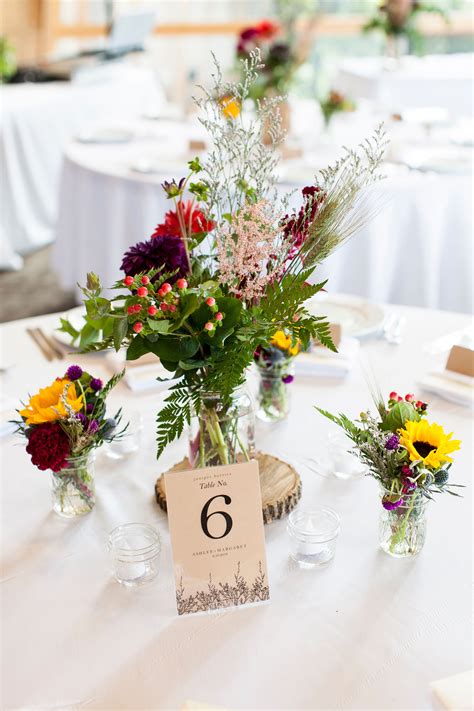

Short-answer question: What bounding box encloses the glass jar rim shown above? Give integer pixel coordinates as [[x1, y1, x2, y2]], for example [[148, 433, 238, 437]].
[[287, 507, 340, 543], [108, 523, 161, 558], [379, 484, 422, 499]]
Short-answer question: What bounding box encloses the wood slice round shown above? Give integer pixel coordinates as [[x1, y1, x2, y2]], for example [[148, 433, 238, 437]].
[[155, 451, 301, 525]]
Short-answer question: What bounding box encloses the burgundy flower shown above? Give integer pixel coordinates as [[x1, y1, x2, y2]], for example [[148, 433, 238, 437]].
[[121, 236, 188, 284], [282, 185, 325, 256], [382, 497, 404, 511], [26, 422, 71, 472]]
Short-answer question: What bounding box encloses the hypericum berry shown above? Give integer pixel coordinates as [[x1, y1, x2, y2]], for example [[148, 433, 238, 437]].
[[147, 305, 158, 316], [133, 304, 142, 313], [137, 287, 148, 298], [405, 393, 414, 402], [133, 322, 143, 333], [140, 275, 150, 285], [389, 391, 398, 400], [206, 297, 216, 307], [397, 396, 403, 402], [127, 305, 135, 315], [160, 302, 168, 312], [176, 278, 188, 290], [204, 321, 214, 331], [416, 400, 423, 408], [161, 282, 172, 295], [169, 304, 176, 312], [292, 313, 300, 323], [215, 312, 223, 321], [124, 276, 134, 286]]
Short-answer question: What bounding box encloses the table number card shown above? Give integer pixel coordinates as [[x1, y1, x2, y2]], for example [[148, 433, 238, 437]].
[[165, 461, 270, 616]]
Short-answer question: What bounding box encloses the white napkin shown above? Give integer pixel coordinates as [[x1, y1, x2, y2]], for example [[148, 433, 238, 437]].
[[295, 337, 359, 379], [105, 351, 174, 393], [418, 369, 474, 409], [431, 669, 473, 710], [0, 394, 18, 439]]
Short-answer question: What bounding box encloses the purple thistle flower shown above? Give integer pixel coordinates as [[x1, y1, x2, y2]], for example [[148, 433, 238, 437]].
[[88, 419, 99, 434], [90, 378, 103, 393], [66, 365, 83, 381], [121, 236, 188, 285], [86, 403, 94, 414], [385, 434, 400, 451], [76, 412, 88, 427], [282, 374, 294, 384], [382, 497, 404, 511]]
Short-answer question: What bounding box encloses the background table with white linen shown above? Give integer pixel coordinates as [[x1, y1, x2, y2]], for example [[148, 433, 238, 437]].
[[0, 62, 165, 270], [53, 114, 473, 313], [335, 53, 474, 114], [1, 303, 472, 710]]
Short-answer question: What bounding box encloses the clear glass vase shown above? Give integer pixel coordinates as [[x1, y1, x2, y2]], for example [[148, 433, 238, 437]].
[[189, 390, 255, 468], [51, 452, 96, 517], [256, 360, 294, 423], [379, 487, 427, 557]]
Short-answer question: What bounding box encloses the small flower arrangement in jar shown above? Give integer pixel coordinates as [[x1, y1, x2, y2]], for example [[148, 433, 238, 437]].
[[15, 365, 126, 517], [254, 330, 299, 423], [316, 391, 462, 557], [319, 90, 356, 129]]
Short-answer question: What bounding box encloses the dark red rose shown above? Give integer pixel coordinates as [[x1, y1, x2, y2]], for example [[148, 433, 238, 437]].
[[26, 422, 71, 472]]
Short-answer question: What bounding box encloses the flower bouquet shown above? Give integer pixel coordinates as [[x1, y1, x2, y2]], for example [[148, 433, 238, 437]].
[[363, 1, 448, 57], [254, 330, 299, 422], [319, 90, 356, 129], [317, 391, 462, 557], [15, 366, 125, 517], [60, 52, 386, 470]]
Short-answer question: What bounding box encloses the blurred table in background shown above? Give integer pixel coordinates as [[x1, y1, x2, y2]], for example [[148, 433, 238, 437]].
[[53, 109, 473, 314], [335, 53, 473, 115], [0, 62, 165, 271]]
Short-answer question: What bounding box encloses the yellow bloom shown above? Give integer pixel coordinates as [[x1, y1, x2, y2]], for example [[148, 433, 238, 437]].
[[219, 94, 241, 120], [270, 330, 300, 356], [398, 419, 461, 469], [19, 378, 83, 425]]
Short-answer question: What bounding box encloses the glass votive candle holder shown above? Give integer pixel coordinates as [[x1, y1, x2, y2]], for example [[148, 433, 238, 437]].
[[108, 523, 161, 587], [287, 507, 340, 568]]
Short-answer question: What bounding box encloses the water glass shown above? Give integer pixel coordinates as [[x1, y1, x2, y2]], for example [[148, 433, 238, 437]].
[[108, 523, 161, 587], [326, 432, 367, 480], [287, 507, 340, 568]]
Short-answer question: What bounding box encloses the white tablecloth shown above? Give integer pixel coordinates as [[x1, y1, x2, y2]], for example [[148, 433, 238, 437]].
[[1, 304, 472, 709], [54, 116, 473, 313], [335, 53, 474, 115], [0, 62, 164, 270]]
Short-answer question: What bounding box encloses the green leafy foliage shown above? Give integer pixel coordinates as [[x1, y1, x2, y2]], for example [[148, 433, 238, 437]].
[[380, 401, 420, 432]]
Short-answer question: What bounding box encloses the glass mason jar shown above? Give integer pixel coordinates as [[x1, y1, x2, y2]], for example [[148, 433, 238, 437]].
[[108, 523, 161, 587], [189, 390, 255, 468], [379, 486, 427, 557], [50, 451, 96, 518], [256, 359, 294, 423]]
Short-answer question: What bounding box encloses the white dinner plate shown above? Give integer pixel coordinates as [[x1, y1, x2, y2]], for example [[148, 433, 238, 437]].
[[306, 293, 385, 338], [77, 128, 134, 144]]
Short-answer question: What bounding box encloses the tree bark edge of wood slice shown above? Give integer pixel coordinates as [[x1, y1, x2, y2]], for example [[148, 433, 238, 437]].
[[155, 451, 302, 525]]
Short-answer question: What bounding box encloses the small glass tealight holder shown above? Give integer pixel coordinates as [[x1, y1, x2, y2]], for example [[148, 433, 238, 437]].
[[108, 523, 161, 587], [287, 507, 340, 568]]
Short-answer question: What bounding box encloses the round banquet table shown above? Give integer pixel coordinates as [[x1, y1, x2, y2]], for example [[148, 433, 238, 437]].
[[334, 53, 474, 115], [54, 113, 473, 314], [0, 61, 165, 270], [1, 303, 472, 710]]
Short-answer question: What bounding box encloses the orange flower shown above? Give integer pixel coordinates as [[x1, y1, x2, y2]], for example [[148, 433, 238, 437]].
[[19, 378, 83, 425], [219, 94, 241, 120]]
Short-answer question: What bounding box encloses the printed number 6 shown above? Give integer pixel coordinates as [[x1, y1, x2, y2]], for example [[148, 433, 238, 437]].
[[201, 494, 233, 539]]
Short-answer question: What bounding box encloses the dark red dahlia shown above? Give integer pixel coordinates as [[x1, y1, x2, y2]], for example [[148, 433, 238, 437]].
[[152, 202, 214, 239], [282, 185, 325, 253], [26, 422, 71, 472], [121, 236, 188, 284]]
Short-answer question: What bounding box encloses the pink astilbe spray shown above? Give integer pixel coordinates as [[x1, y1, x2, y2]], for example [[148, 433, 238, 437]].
[[216, 200, 287, 302]]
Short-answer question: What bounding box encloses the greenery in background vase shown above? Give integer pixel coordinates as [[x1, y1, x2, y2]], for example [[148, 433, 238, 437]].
[[319, 90, 356, 128], [61, 50, 386, 465], [14, 365, 126, 516], [316, 390, 462, 557], [363, 0, 449, 54], [255, 330, 299, 422], [0, 36, 16, 83]]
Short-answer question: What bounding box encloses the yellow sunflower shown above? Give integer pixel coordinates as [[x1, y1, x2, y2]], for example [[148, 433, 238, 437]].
[[270, 330, 300, 356], [219, 94, 241, 120], [19, 378, 83, 425], [398, 419, 461, 469]]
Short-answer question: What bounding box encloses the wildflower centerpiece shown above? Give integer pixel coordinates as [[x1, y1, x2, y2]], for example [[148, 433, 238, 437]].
[[317, 391, 462, 557], [15, 366, 125, 517], [319, 90, 356, 130], [61, 52, 386, 472], [254, 330, 299, 423]]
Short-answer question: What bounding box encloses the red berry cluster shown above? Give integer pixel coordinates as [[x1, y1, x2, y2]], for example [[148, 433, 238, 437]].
[[203, 296, 224, 335], [388, 391, 427, 413]]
